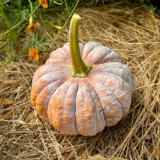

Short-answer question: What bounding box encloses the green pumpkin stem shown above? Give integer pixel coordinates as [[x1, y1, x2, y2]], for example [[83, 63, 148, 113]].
[[69, 14, 92, 78]]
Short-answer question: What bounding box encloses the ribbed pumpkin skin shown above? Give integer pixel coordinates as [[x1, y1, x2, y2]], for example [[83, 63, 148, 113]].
[[31, 41, 133, 136]]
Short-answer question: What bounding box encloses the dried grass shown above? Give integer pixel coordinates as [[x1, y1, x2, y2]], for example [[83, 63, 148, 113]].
[[0, 2, 160, 160]]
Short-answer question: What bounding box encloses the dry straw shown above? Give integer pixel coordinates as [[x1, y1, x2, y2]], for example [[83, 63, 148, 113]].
[[0, 2, 160, 160]]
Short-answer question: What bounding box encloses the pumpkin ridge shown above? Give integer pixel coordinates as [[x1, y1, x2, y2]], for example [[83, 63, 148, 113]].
[[93, 46, 112, 63], [102, 81, 123, 114], [49, 81, 79, 135], [67, 82, 79, 135], [35, 80, 64, 120], [100, 82, 123, 125], [49, 96, 53, 127], [86, 80, 98, 133], [60, 82, 71, 134], [76, 80, 98, 136], [81, 82, 90, 135], [83, 45, 122, 65], [86, 79, 105, 133], [98, 51, 122, 64], [87, 78, 123, 126], [74, 82, 79, 135], [90, 66, 132, 87], [47, 82, 71, 131], [82, 41, 102, 60], [46, 47, 71, 65], [32, 64, 69, 86], [93, 72, 131, 115], [31, 72, 67, 108], [46, 59, 71, 65], [84, 80, 98, 135], [81, 81, 97, 135], [84, 46, 110, 64], [33, 79, 63, 108], [34, 71, 67, 85], [76, 82, 85, 135], [90, 69, 131, 90], [47, 81, 65, 125], [83, 45, 102, 61], [50, 48, 68, 58], [90, 62, 133, 88], [35, 70, 68, 82], [103, 73, 131, 115], [61, 82, 71, 133], [87, 79, 108, 126], [47, 77, 71, 121]]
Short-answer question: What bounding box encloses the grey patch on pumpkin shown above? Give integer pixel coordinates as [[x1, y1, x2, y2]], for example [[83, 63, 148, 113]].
[[79, 43, 84, 56], [86, 81, 98, 133], [34, 72, 66, 105], [98, 51, 122, 64], [82, 82, 97, 136], [87, 79, 107, 126], [88, 78, 123, 126], [86, 79, 106, 133], [48, 81, 71, 133], [47, 80, 69, 124], [32, 64, 69, 85], [48, 84, 63, 124], [34, 70, 68, 86], [49, 48, 64, 58], [92, 72, 131, 115], [83, 41, 102, 60], [75, 81, 98, 136], [83, 41, 102, 53], [83, 42, 122, 64], [45, 58, 71, 65], [61, 82, 74, 134], [102, 82, 124, 114], [94, 46, 112, 63], [35, 80, 63, 111], [100, 83, 123, 126], [74, 83, 79, 135], [33, 71, 66, 89], [85, 46, 111, 64], [63, 82, 79, 135], [32, 72, 66, 109], [46, 47, 71, 65], [91, 62, 133, 89], [106, 75, 131, 115], [84, 80, 98, 135]]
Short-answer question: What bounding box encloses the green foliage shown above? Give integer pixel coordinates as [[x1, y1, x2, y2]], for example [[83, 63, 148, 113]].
[[23, 32, 52, 55], [0, 0, 83, 70], [0, 0, 159, 70], [138, 0, 160, 16], [89, 0, 104, 6]]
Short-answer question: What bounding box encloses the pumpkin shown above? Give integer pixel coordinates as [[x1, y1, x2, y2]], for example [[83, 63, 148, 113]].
[[31, 14, 133, 136]]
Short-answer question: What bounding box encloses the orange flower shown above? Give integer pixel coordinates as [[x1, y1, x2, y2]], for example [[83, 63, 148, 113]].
[[29, 48, 39, 61], [28, 23, 37, 34], [39, 0, 48, 8]]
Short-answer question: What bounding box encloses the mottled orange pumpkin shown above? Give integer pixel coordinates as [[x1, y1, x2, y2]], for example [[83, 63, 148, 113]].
[[31, 14, 133, 136]]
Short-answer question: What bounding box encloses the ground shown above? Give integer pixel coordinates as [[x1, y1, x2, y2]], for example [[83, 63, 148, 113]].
[[0, 2, 160, 160]]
